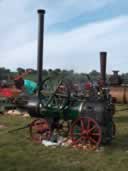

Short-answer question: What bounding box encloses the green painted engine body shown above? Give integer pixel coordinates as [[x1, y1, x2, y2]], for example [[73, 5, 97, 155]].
[[40, 100, 82, 121], [13, 93, 83, 121]]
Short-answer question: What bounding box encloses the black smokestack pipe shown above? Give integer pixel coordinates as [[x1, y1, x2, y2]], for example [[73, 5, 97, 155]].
[[100, 52, 107, 85], [112, 70, 119, 76], [37, 9, 45, 97]]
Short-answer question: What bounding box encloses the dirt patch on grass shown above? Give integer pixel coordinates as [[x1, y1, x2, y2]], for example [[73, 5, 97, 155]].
[[0, 124, 7, 129]]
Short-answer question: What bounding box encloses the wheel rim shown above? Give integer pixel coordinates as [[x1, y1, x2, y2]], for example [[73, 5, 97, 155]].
[[70, 117, 102, 147], [29, 119, 51, 144]]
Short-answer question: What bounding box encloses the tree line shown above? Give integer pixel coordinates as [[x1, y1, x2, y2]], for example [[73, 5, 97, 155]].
[[0, 67, 128, 85]]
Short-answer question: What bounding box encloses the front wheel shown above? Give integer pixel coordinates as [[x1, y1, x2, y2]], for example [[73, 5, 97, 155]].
[[29, 118, 51, 144]]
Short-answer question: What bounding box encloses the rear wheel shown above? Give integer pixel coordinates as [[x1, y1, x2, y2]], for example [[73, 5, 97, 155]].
[[70, 117, 102, 148]]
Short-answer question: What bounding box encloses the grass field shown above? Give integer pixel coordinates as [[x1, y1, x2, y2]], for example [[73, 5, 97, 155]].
[[0, 105, 128, 171]]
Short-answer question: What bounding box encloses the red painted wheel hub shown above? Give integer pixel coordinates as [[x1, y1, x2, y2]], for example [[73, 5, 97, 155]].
[[70, 117, 102, 147], [29, 119, 51, 144]]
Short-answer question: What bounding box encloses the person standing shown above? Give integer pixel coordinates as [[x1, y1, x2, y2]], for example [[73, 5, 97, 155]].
[[14, 70, 37, 95]]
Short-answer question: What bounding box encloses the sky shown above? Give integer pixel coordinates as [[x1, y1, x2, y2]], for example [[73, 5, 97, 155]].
[[0, 0, 128, 74]]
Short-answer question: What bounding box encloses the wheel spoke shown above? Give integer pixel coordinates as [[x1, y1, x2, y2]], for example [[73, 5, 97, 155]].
[[87, 119, 90, 130], [74, 137, 82, 144], [91, 133, 100, 136], [89, 137, 97, 144], [74, 135, 87, 144], [88, 125, 97, 133], [80, 119, 85, 130]]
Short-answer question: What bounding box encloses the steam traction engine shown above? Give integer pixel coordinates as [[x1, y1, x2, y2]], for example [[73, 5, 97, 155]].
[[15, 10, 115, 147], [23, 82, 114, 147]]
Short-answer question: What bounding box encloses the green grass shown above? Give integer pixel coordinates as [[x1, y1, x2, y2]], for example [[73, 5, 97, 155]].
[[0, 105, 128, 171]]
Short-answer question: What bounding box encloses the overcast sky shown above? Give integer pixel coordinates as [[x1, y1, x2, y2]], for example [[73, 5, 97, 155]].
[[0, 0, 128, 73]]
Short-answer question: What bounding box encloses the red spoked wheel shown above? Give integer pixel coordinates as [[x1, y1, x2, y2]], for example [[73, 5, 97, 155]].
[[70, 117, 102, 148], [29, 119, 51, 144]]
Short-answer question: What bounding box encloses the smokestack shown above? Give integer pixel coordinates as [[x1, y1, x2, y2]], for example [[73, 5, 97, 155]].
[[37, 9, 45, 96], [112, 70, 119, 76], [100, 52, 107, 85]]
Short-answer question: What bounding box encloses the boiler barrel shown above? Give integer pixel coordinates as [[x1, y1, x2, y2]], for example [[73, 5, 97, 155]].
[[110, 86, 128, 103]]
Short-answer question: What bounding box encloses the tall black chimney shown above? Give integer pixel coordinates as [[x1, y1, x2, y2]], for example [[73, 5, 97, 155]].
[[100, 52, 107, 85], [37, 9, 45, 97]]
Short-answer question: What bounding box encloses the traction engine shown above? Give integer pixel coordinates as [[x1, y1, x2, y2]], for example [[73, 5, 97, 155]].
[[15, 10, 116, 147]]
